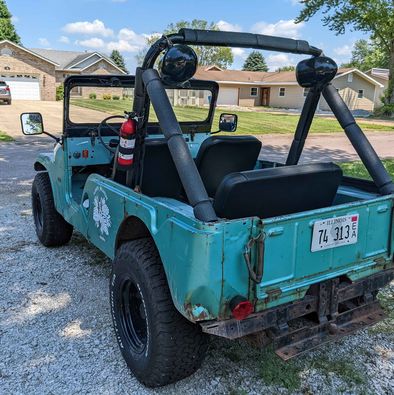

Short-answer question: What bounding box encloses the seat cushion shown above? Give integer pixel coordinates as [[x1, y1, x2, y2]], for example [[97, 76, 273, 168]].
[[214, 163, 343, 219], [195, 135, 262, 197]]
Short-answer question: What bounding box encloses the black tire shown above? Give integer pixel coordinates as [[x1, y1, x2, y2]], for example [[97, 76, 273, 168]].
[[7, 100, 11, 105], [32, 172, 73, 246], [110, 238, 208, 387]]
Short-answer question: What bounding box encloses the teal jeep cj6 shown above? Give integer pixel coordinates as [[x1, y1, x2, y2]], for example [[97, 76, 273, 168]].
[[21, 29, 394, 387]]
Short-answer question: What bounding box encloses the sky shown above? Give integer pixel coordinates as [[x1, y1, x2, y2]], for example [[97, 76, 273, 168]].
[[7, 0, 368, 73]]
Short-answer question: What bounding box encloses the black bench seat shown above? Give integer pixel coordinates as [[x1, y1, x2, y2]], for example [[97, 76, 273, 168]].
[[213, 163, 343, 219]]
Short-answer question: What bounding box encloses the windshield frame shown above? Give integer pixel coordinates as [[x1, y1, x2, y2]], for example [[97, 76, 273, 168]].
[[63, 75, 218, 138]]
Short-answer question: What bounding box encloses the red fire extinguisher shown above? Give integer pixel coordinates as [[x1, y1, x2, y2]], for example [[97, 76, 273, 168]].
[[117, 114, 137, 169]]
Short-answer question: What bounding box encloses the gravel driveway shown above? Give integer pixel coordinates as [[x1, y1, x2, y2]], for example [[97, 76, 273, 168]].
[[0, 139, 393, 394]]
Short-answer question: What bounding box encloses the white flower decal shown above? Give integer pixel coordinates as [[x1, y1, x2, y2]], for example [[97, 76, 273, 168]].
[[93, 195, 111, 236]]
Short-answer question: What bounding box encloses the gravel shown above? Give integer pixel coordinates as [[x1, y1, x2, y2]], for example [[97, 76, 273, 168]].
[[1, 140, 393, 394]]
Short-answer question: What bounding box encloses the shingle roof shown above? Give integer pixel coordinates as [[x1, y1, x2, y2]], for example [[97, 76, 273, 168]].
[[64, 53, 95, 69], [194, 66, 356, 84], [29, 48, 89, 69], [29, 48, 122, 72], [367, 68, 389, 80], [194, 67, 270, 82]]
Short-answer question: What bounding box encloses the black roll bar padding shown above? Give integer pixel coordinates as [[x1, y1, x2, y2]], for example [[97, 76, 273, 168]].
[[133, 67, 146, 115], [178, 29, 322, 57], [142, 68, 218, 222], [323, 84, 394, 195], [286, 87, 322, 165]]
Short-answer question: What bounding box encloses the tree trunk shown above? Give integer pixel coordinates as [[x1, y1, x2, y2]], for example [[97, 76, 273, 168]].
[[387, 40, 394, 104]]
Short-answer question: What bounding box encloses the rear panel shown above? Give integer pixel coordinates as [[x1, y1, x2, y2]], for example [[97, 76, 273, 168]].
[[256, 195, 393, 305]]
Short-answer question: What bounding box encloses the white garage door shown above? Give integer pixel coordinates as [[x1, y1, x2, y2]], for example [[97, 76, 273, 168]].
[[2, 75, 40, 100], [217, 87, 238, 106]]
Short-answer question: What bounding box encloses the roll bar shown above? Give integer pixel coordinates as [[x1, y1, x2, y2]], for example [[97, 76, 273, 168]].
[[141, 29, 322, 70], [178, 29, 322, 56], [128, 28, 393, 219]]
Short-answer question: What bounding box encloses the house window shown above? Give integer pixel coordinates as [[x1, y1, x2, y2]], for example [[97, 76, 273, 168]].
[[250, 87, 258, 97], [358, 89, 364, 98], [279, 87, 286, 97], [347, 73, 353, 83], [303, 88, 310, 97]]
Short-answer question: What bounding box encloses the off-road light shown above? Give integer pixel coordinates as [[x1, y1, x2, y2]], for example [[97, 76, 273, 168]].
[[296, 56, 337, 88], [230, 295, 254, 321], [159, 44, 198, 85]]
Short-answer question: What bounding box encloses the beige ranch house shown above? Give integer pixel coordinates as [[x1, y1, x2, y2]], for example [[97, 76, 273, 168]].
[[0, 39, 126, 101], [195, 65, 387, 112]]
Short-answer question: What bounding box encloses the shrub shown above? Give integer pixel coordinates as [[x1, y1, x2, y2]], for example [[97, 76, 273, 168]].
[[374, 104, 394, 118], [112, 95, 120, 100], [56, 84, 64, 101], [103, 94, 112, 100], [89, 93, 97, 100]]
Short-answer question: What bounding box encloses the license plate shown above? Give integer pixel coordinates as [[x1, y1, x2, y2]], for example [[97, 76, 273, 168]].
[[311, 214, 359, 252]]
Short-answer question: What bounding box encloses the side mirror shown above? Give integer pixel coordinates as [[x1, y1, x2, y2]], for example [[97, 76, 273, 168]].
[[21, 113, 44, 135], [219, 113, 238, 132]]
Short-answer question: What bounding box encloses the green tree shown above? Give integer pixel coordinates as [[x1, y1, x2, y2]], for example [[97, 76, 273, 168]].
[[341, 39, 389, 71], [276, 65, 295, 72], [136, 19, 233, 69], [242, 51, 268, 72], [0, 0, 20, 44], [110, 49, 129, 73], [296, 0, 394, 104]]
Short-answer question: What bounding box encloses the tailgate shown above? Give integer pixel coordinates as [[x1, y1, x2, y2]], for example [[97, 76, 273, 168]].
[[257, 196, 393, 301]]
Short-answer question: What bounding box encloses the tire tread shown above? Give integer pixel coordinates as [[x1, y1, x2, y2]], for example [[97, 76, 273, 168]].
[[32, 172, 73, 246], [112, 238, 208, 387]]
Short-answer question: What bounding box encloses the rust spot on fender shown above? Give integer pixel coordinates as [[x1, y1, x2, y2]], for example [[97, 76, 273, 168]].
[[184, 303, 211, 321]]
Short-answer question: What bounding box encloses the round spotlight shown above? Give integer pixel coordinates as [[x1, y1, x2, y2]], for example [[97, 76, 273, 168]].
[[296, 56, 338, 88], [159, 44, 198, 84]]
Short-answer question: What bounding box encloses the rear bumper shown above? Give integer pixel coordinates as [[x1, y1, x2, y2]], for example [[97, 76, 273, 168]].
[[200, 268, 394, 358]]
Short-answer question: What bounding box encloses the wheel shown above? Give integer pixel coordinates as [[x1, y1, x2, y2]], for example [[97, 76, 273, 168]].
[[7, 100, 11, 105], [32, 172, 73, 246], [110, 238, 208, 387]]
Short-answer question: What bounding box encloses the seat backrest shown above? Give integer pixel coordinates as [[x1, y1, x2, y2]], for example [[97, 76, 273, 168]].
[[195, 135, 262, 197], [214, 163, 343, 219], [140, 139, 183, 199]]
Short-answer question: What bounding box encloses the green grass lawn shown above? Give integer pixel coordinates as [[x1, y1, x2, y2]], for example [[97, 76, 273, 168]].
[[71, 99, 394, 134], [339, 159, 394, 180], [0, 130, 13, 142]]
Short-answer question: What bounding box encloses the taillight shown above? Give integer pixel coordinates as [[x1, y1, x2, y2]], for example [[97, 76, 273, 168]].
[[230, 296, 254, 320]]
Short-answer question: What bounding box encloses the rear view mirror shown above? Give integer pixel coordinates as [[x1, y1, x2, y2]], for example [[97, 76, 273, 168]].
[[21, 113, 44, 135], [219, 113, 238, 132]]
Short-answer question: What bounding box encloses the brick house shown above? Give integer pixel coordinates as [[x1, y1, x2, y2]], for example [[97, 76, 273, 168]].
[[0, 40, 126, 101], [194, 65, 385, 112]]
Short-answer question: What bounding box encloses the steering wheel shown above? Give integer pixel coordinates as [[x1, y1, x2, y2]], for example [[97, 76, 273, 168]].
[[97, 115, 126, 153]]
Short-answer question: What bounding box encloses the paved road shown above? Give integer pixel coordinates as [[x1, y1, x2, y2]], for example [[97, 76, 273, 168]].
[[258, 132, 394, 163]]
